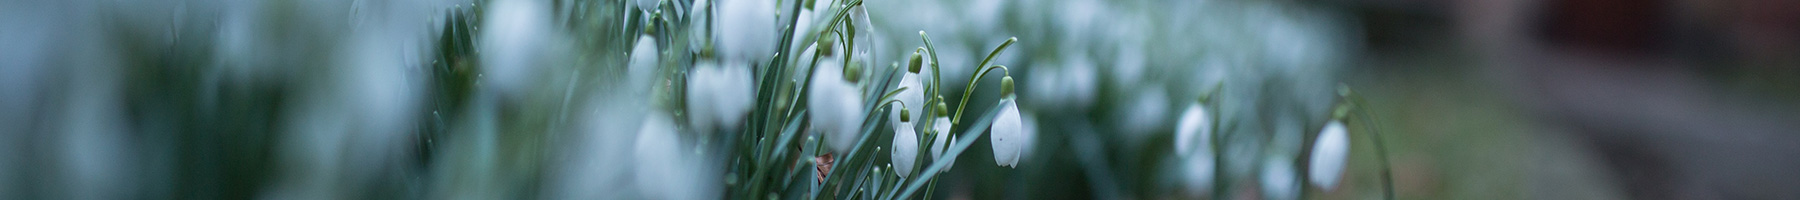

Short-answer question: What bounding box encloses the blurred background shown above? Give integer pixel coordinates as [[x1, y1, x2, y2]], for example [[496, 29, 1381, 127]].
[[2, 0, 1799, 199]]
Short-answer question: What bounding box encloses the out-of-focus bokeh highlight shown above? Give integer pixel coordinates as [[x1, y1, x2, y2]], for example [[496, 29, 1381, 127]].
[[1, 0, 1797, 199]]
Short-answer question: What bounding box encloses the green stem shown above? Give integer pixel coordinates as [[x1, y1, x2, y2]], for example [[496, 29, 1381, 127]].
[[1346, 90, 1396, 200], [950, 65, 1010, 126]]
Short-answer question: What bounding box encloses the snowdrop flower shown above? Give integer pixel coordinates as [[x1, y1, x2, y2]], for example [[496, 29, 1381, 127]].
[[635, 111, 714, 200], [686, 62, 755, 132], [891, 113, 919, 178], [929, 114, 954, 170], [1181, 149, 1216, 196], [1261, 156, 1299, 200], [1308, 120, 1349, 190], [630, 35, 660, 90], [990, 94, 1024, 168], [1175, 103, 1212, 156], [1117, 87, 1169, 142], [810, 55, 865, 154], [635, 0, 659, 11], [480, 0, 552, 95], [715, 0, 776, 62], [687, 0, 710, 53], [890, 54, 925, 130], [1026, 59, 1096, 112]]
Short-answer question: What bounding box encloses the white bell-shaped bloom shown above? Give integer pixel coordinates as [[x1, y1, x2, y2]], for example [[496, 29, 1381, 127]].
[[1117, 88, 1169, 143], [809, 55, 865, 154], [635, 0, 659, 11], [687, 0, 710, 53], [890, 72, 924, 130], [1175, 103, 1211, 156], [990, 98, 1024, 167], [1308, 121, 1350, 190], [480, 0, 551, 95], [891, 117, 919, 178], [929, 117, 954, 170], [1181, 149, 1216, 196], [1019, 111, 1038, 158], [715, 0, 776, 62], [634, 111, 714, 200], [1261, 156, 1299, 200], [629, 35, 660, 91], [686, 62, 755, 132]]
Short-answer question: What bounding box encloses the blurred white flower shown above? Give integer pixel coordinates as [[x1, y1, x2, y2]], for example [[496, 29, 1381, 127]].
[[1175, 103, 1212, 156], [1261, 156, 1299, 200], [1181, 149, 1216, 196], [1019, 111, 1038, 158], [1308, 120, 1349, 190], [1117, 87, 1169, 142], [892, 116, 919, 178], [480, 0, 551, 95], [715, 0, 776, 62], [687, 62, 755, 132], [929, 116, 954, 170], [1026, 59, 1097, 112], [635, 111, 715, 200], [890, 72, 924, 130], [688, 0, 710, 53], [810, 55, 866, 154], [990, 98, 1024, 167], [635, 0, 659, 11], [631, 35, 660, 90]]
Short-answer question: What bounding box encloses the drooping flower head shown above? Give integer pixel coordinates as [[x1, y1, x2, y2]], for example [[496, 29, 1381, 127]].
[[990, 85, 1025, 167], [1175, 102, 1212, 156], [1308, 120, 1349, 190], [809, 54, 865, 154], [715, 0, 776, 62], [686, 62, 754, 132], [891, 109, 919, 178]]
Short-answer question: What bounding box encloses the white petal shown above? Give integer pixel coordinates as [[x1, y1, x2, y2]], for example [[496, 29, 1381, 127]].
[[930, 117, 951, 160], [1182, 150, 1216, 195], [930, 117, 954, 171], [990, 99, 1023, 167], [480, 0, 551, 94], [635, 0, 659, 11], [1308, 121, 1350, 190], [890, 73, 924, 130], [809, 56, 863, 154], [1175, 103, 1211, 156], [686, 63, 754, 132], [630, 35, 660, 90], [1260, 157, 1299, 200], [892, 120, 918, 178], [715, 0, 776, 62]]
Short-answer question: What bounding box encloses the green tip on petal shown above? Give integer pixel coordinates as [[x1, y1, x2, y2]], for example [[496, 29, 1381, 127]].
[[934, 101, 948, 118], [1000, 76, 1015, 97], [908, 49, 924, 74], [844, 61, 861, 83], [900, 107, 912, 122]]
